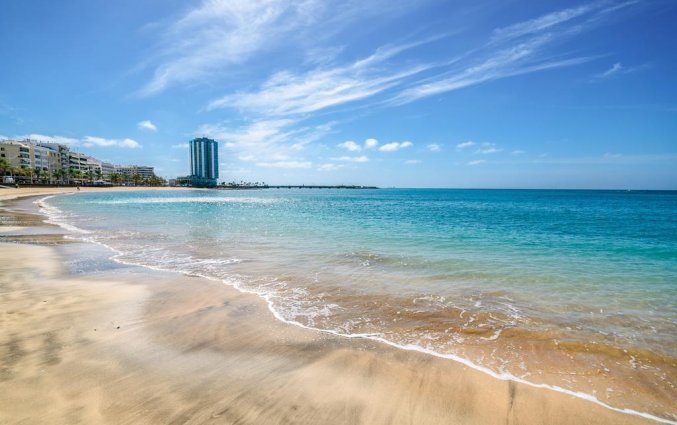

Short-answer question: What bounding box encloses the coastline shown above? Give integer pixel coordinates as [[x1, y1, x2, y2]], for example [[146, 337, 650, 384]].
[[0, 189, 666, 424]]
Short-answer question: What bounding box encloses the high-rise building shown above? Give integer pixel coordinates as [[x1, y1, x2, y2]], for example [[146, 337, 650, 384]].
[[189, 137, 218, 187]]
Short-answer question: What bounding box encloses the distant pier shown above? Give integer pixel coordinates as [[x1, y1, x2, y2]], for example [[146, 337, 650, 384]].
[[215, 185, 378, 190]]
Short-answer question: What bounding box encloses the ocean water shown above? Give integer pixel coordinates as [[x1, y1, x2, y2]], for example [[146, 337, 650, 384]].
[[42, 189, 677, 421]]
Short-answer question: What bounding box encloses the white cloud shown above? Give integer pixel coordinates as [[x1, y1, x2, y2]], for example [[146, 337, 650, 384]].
[[183, 1, 637, 174], [83, 136, 142, 149], [511, 149, 526, 155], [208, 43, 432, 116], [379, 141, 412, 152], [339, 138, 380, 152], [21, 134, 80, 146], [390, 2, 636, 105], [172, 143, 189, 148], [427, 143, 441, 152], [331, 155, 369, 163], [491, 3, 597, 42], [599, 62, 623, 78], [338, 140, 362, 151], [468, 159, 486, 166], [594, 62, 647, 79], [393, 39, 593, 104], [0, 135, 8, 140], [405, 159, 421, 164], [141, 0, 416, 96], [364, 138, 379, 149], [317, 163, 343, 171], [475, 143, 500, 154], [141, 1, 314, 95], [456, 141, 476, 150], [18, 134, 142, 149], [137, 120, 157, 132], [198, 119, 333, 161], [256, 160, 312, 169]]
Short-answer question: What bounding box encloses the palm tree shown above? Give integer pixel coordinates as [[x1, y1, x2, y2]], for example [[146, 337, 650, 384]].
[[34, 167, 43, 184], [95, 169, 103, 181], [68, 168, 82, 185], [85, 169, 94, 184], [53, 169, 64, 185], [0, 158, 11, 177], [23, 167, 34, 184], [110, 173, 122, 185], [132, 173, 141, 186], [64, 168, 72, 185]]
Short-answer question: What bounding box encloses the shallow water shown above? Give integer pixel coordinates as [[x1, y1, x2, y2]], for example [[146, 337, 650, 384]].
[[43, 189, 677, 421]]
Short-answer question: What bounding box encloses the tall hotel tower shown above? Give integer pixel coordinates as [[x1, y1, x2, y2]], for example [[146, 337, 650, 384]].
[[189, 137, 219, 187]]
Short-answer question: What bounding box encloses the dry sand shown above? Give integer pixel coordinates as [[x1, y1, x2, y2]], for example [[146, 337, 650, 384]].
[[0, 190, 663, 424]]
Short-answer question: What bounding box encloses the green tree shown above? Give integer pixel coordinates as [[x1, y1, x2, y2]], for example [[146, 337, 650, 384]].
[[34, 167, 43, 184], [53, 169, 64, 184], [110, 173, 122, 185], [0, 158, 12, 176]]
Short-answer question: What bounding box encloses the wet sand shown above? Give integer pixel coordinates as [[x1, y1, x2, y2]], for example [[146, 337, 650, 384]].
[[0, 191, 665, 424]]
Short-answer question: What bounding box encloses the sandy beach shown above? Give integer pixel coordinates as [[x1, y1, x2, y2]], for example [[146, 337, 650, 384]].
[[0, 188, 663, 424]]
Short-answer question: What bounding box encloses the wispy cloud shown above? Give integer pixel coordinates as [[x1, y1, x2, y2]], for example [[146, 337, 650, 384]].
[[594, 62, 648, 79], [468, 159, 486, 166], [137, 120, 157, 132], [83, 136, 142, 149], [172, 143, 189, 148], [475, 143, 500, 154], [317, 163, 343, 171], [390, 1, 635, 105], [331, 155, 369, 163], [140, 1, 316, 96], [338, 141, 362, 152], [208, 42, 434, 116], [490, 3, 597, 42], [405, 159, 421, 164], [18, 134, 140, 149], [392, 40, 594, 104], [190, 1, 636, 168], [197, 118, 334, 164], [140, 0, 416, 96], [256, 160, 312, 169], [22, 134, 80, 146], [379, 141, 413, 152], [511, 149, 526, 155], [456, 141, 476, 150], [427, 143, 441, 152]]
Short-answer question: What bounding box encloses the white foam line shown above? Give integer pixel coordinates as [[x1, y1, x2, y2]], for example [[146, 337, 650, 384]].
[[36, 195, 677, 425]]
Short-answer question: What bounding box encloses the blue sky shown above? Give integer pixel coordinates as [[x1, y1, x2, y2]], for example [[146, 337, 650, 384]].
[[1, 0, 676, 189]]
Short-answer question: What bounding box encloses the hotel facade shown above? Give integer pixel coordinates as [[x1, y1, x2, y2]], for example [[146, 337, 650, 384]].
[[0, 138, 155, 183]]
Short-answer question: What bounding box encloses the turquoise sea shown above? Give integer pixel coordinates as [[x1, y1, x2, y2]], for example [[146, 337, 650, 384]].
[[42, 189, 677, 421]]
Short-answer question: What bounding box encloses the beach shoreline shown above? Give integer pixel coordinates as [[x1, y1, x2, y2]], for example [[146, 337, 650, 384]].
[[0, 189, 667, 424]]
